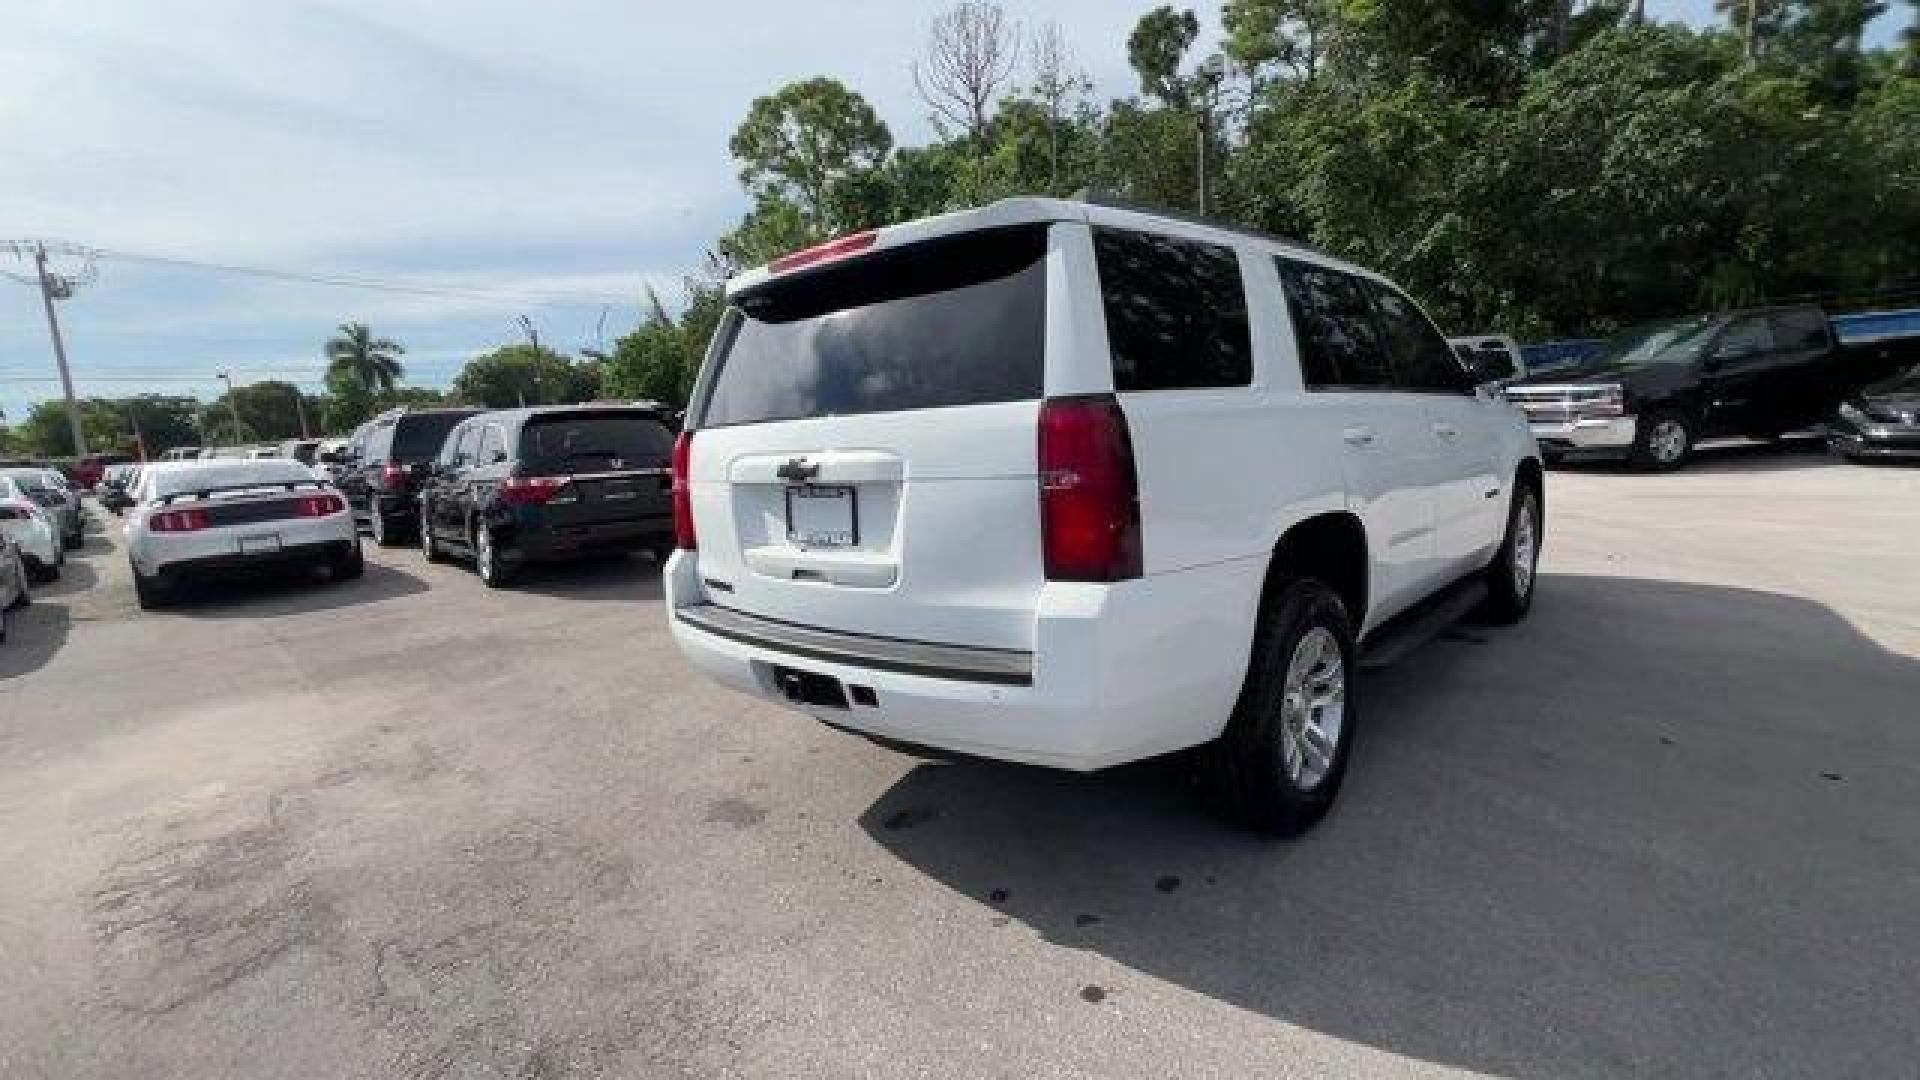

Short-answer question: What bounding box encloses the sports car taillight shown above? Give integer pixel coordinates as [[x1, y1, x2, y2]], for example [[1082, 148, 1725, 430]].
[[148, 508, 211, 532], [295, 493, 346, 517]]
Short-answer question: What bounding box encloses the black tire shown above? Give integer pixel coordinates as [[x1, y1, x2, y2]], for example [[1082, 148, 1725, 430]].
[[474, 525, 514, 588], [648, 542, 675, 565], [1201, 578, 1358, 836], [331, 542, 365, 581], [420, 508, 445, 563], [132, 563, 174, 610], [1632, 410, 1694, 470], [63, 531, 83, 551], [369, 507, 399, 548], [1480, 476, 1542, 625], [30, 559, 58, 584]]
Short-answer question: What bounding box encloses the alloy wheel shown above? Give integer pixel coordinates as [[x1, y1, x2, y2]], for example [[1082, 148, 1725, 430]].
[[1512, 489, 1539, 599], [1650, 419, 1688, 464], [1278, 626, 1346, 791]]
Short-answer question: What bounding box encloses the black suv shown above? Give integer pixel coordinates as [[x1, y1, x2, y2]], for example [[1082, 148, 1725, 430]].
[[417, 405, 676, 586], [338, 407, 480, 545]]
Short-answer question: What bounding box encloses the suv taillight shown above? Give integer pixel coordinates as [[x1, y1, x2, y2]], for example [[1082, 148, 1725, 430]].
[[380, 462, 409, 488], [671, 431, 696, 550], [1038, 395, 1142, 582], [149, 507, 211, 532], [499, 476, 569, 506], [295, 493, 345, 517]]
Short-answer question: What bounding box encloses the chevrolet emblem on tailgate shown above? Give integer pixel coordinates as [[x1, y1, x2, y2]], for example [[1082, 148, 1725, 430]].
[[776, 458, 820, 485]]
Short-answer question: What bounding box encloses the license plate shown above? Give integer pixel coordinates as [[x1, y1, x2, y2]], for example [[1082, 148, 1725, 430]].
[[599, 480, 637, 501], [237, 533, 282, 555], [785, 485, 857, 548]]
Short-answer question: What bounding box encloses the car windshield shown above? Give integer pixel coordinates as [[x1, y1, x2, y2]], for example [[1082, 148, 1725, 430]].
[[1579, 316, 1722, 371], [519, 411, 673, 473], [143, 460, 315, 500], [393, 414, 473, 460]]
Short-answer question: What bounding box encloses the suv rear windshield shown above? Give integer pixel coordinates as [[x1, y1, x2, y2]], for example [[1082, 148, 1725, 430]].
[[698, 225, 1049, 428], [519, 410, 673, 473], [390, 412, 474, 461]]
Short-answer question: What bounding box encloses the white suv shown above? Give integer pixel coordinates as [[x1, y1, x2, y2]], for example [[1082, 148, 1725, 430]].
[[666, 198, 1543, 834]]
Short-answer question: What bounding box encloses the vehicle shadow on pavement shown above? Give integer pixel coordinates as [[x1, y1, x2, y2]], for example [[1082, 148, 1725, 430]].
[[172, 561, 428, 619], [35, 559, 100, 599], [861, 574, 1920, 1078], [1, 602, 70, 679], [503, 552, 666, 604]]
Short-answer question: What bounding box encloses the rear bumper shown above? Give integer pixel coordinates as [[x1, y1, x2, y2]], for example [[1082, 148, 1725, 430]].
[[133, 516, 357, 577], [664, 550, 1261, 772], [508, 516, 672, 561], [1530, 415, 1637, 458], [150, 538, 354, 580]]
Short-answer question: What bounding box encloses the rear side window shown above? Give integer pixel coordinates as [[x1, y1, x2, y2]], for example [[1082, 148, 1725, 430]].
[[1276, 259, 1391, 389], [1369, 284, 1470, 394], [1771, 308, 1828, 350], [1093, 227, 1250, 391], [519, 411, 673, 473], [1715, 317, 1775, 358], [393, 413, 470, 460], [700, 226, 1048, 428]]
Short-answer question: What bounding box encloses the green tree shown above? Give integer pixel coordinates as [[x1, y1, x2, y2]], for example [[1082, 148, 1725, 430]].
[[730, 78, 894, 238], [1223, 0, 1339, 85], [324, 323, 406, 398], [199, 380, 318, 442], [452, 344, 593, 408], [15, 398, 141, 457], [1128, 6, 1202, 107]]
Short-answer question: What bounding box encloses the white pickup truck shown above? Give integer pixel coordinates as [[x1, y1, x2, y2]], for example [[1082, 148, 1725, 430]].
[[666, 198, 1543, 834]]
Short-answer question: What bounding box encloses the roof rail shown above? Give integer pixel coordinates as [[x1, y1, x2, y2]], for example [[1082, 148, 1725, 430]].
[[1069, 189, 1337, 262]]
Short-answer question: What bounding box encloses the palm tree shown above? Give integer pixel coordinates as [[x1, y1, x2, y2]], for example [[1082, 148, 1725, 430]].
[[324, 322, 406, 396]]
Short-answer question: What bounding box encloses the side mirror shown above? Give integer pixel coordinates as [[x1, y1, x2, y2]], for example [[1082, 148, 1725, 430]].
[[1460, 348, 1517, 386]]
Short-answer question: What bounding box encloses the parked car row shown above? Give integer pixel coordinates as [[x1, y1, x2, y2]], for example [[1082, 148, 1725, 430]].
[[335, 403, 677, 586], [1505, 303, 1920, 469]]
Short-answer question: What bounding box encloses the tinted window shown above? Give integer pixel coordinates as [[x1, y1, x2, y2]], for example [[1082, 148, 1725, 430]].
[[1276, 259, 1391, 388], [1093, 228, 1250, 391], [519, 411, 674, 473], [1715, 317, 1775, 359], [1771, 308, 1828, 350], [1370, 284, 1470, 393], [393, 413, 473, 460], [451, 424, 480, 468], [701, 226, 1048, 428]]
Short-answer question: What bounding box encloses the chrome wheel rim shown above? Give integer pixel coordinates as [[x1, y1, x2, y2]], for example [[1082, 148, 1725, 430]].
[[1279, 626, 1345, 791], [477, 528, 493, 580], [1650, 419, 1687, 463], [1512, 490, 1538, 598], [420, 511, 434, 557]]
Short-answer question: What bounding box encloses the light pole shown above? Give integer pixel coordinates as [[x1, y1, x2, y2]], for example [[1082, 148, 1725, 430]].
[[217, 371, 244, 444]]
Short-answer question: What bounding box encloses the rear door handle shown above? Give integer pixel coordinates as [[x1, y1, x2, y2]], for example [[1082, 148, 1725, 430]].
[[1342, 426, 1377, 447], [1432, 423, 1460, 439]]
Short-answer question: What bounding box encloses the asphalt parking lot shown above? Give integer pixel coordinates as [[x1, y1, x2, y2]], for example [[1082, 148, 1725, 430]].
[[3, 441, 1917, 1079]]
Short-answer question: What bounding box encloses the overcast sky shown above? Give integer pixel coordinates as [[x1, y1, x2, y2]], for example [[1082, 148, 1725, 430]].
[[1, 0, 1910, 427]]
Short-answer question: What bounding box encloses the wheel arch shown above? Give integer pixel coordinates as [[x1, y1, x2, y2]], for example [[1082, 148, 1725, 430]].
[[1258, 511, 1370, 632]]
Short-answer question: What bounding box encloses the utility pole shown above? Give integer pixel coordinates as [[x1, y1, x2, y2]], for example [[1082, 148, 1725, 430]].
[[1744, 0, 1761, 60], [33, 243, 88, 457], [217, 371, 244, 443], [294, 390, 311, 438]]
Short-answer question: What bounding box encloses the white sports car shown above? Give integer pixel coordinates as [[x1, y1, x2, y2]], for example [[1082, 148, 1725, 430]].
[[125, 459, 363, 609], [0, 477, 64, 582]]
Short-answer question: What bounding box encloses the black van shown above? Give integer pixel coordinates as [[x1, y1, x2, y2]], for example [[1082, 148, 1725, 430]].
[[337, 407, 480, 545], [417, 405, 675, 586]]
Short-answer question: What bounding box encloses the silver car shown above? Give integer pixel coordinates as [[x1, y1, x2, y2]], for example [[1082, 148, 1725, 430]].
[[0, 468, 83, 551]]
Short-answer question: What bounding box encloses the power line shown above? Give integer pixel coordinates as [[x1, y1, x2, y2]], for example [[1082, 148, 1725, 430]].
[[86, 245, 649, 306]]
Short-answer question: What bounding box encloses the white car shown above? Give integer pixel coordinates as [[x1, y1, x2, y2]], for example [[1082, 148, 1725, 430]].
[[125, 458, 363, 609], [0, 477, 64, 582], [0, 530, 27, 644], [665, 197, 1543, 834]]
